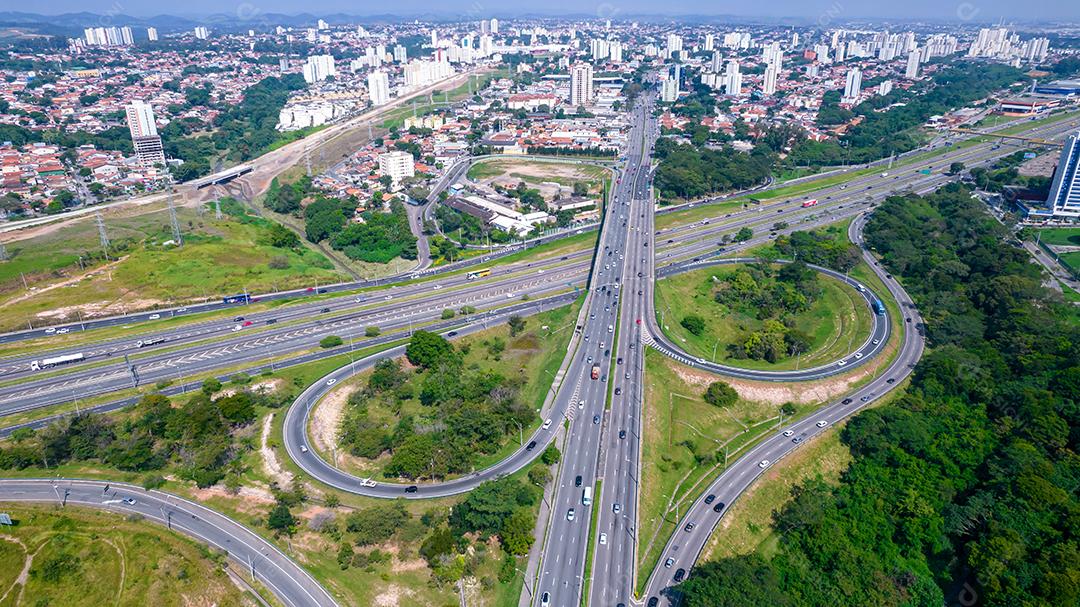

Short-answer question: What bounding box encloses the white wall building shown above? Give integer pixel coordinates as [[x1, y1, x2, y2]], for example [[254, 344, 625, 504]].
[[367, 70, 390, 106], [378, 151, 415, 185]]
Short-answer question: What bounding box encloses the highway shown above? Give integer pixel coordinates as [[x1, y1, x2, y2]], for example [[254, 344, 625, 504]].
[[0, 478, 337, 607], [639, 212, 926, 606]]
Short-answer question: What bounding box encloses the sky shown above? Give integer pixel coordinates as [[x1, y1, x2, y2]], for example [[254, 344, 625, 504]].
[[10, 0, 1078, 22]]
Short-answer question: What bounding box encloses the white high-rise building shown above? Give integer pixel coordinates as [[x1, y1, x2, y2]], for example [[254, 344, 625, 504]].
[[1046, 132, 1080, 217], [378, 151, 415, 185], [317, 19, 328, 30], [762, 63, 778, 95], [905, 50, 920, 79], [814, 43, 830, 63], [193, 26, 209, 40], [368, 70, 390, 106], [666, 33, 683, 58], [430, 29, 438, 47], [125, 100, 164, 167], [609, 40, 623, 63], [490, 18, 499, 35], [724, 60, 743, 97], [570, 63, 594, 108], [147, 27, 158, 42], [393, 45, 407, 63], [303, 55, 336, 83], [791, 32, 800, 47], [704, 34, 714, 51], [878, 80, 893, 96], [711, 51, 723, 73], [83, 26, 133, 47], [842, 68, 862, 104], [661, 77, 678, 102]]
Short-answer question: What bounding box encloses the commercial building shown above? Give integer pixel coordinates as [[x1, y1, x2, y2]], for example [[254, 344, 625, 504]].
[[1045, 132, 1080, 217]]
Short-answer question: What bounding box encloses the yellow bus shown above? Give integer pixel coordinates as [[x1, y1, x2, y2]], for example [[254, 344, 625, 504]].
[[466, 268, 491, 281]]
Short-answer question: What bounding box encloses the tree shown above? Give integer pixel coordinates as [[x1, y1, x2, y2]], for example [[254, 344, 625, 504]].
[[681, 314, 706, 336], [201, 377, 222, 395], [508, 315, 526, 337], [441, 308, 455, 319], [501, 507, 537, 555], [267, 502, 295, 533], [319, 335, 344, 349], [528, 464, 552, 487], [734, 227, 753, 242], [703, 381, 739, 408], [405, 330, 455, 369], [949, 161, 966, 175], [365, 326, 380, 337], [572, 181, 589, 197], [541, 444, 561, 465], [345, 501, 409, 545]]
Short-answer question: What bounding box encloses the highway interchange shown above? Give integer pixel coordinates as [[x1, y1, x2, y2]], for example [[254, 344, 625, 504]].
[[0, 96, 1076, 607]]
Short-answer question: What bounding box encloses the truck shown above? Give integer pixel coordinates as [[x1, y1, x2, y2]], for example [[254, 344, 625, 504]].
[[591, 365, 600, 380], [801, 198, 818, 208], [582, 486, 593, 506], [30, 353, 84, 371], [222, 293, 250, 304], [136, 338, 163, 348], [872, 300, 886, 315]]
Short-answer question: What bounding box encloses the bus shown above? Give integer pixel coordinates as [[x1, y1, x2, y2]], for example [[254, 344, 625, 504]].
[[801, 199, 819, 208], [872, 300, 886, 315], [222, 293, 250, 304], [466, 268, 491, 281]]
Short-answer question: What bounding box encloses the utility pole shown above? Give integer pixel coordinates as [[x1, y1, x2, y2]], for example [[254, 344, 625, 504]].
[[123, 354, 139, 388], [0, 242, 7, 261], [95, 211, 110, 260], [167, 194, 183, 246], [304, 144, 312, 177]]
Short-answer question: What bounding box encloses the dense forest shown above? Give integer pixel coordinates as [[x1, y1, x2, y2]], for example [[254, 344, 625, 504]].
[[654, 137, 774, 200], [679, 185, 1079, 606], [339, 330, 535, 479]]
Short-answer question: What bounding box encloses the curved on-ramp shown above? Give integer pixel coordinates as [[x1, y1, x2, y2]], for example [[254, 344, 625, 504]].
[[0, 478, 337, 607]]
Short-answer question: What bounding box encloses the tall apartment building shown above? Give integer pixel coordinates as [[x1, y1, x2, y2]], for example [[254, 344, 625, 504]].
[[1046, 132, 1080, 217], [393, 45, 407, 63], [570, 63, 594, 108], [147, 27, 158, 42], [762, 63, 778, 95], [842, 68, 862, 104], [303, 55, 337, 83], [378, 151, 415, 186], [193, 26, 209, 40], [83, 26, 133, 47], [125, 100, 165, 167], [367, 70, 390, 106], [723, 60, 742, 97], [905, 50, 920, 79]]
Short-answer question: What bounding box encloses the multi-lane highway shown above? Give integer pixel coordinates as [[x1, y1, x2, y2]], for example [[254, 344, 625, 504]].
[[0, 478, 337, 607], [639, 212, 926, 606]]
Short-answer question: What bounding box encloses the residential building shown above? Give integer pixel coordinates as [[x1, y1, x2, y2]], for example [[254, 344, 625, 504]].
[[147, 27, 158, 42], [193, 26, 209, 40], [905, 50, 920, 79], [303, 55, 337, 84], [570, 63, 594, 108], [378, 150, 415, 185], [1046, 132, 1080, 217], [724, 60, 742, 97], [125, 100, 164, 167], [842, 67, 862, 104], [368, 70, 390, 106]]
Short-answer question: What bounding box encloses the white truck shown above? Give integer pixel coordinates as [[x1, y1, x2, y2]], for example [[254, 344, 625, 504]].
[[582, 486, 593, 506], [30, 353, 84, 371]]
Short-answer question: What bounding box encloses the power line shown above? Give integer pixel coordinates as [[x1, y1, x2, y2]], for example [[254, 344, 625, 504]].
[[215, 198, 222, 220], [95, 211, 110, 259], [167, 194, 183, 246]]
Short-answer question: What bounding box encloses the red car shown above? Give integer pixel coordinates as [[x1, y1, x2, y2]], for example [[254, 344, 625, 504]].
[[243, 321, 254, 327]]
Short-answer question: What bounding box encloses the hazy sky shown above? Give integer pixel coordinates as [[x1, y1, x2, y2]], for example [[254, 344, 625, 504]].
[[12, 0, 1079, 22]]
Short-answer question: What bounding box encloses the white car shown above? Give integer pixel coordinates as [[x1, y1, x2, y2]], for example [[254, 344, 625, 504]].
[[837, 360, 847, 366], [612, 503, 621, 513], [506, 292, 515, 299], [56, 328, 69, 335], [543, 419, 552, 430], [326, 378, 337, 386], [599, 532, 607, 545], [566, 508, 576, 521], [300, 445, 308, 453], [782, 430, 794, 437], [854, 352, 863, 359], [433, 284, 442, 289], [360, 478, 377, 488], [816, 420, 829, 428], [758, 460, 770, 469], [579, 400, 585, 410], [355, 297, 364, 303], [384, 295, 393, 300], [149, 314, 160, 320], [872, 339, 880, 345]]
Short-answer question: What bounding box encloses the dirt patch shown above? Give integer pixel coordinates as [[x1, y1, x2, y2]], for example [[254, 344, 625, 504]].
[[190, 484, 275, 515], [260, 413, 293, 487], [310, 383, 356, 454], [373, 584, 416, 607]]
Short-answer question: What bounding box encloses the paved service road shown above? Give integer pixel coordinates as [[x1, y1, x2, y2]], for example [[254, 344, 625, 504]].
[[640, 212, 926, 606], [0, 478, 337, 607]]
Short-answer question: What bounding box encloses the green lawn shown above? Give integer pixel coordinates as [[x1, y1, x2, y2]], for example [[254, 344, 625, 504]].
[[0, 201, 345, 333], [1037, 227, 1080, 247], [1059, 251, 1080, 275], [636, 350, 819, 593], [654, 263, 872, 371], [0, 504, 263, 607]]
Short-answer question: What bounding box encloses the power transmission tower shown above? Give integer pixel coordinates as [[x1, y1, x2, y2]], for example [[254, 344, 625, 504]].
[[167, 195, 183, 246], [95, 211, 110, 259], [304, 144, 312, 177], [215, 199, 222, 220], [0, 242, 7, 261]]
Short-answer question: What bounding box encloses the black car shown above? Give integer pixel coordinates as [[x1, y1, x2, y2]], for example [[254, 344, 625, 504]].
[[617, 357, 623, 365], [320, 307, 330, 313], [704, 494, 716, 505], [674, 568, 686, 582], [684, 522, 695, 532], [265, 319, 277, 325], [526, 441, 537, 451], [842, 398, 853, 405], [886, 378, 895, 384], [614, 387, 622, 395], [713, 501, 726, 513], [405, 485, 418, 493], [233, 316, 244, 322], [447, 331, 458, 337], [648, 599, 659, 607], [619, 430, 626, 439], [575, 475, 583, 487]]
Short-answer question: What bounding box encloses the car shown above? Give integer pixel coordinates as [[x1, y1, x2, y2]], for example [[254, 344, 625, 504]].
[[617, 357, 623, 365], [587, 356, 593, 364], [759, 460, 770, 468], [447, 331, 458, 337], [243, 321, 253, 327], [567, 508, 576, 521], [599, 532, 608, 545], [837, 360, 847, 366], [619, 429, 627, 439], [872, 339, 880, 345], [613, 503, 621, 513], [326, 378, 337, 386], [44, 327, 57, 334], [433, 284, 442, 290], [265, 319, 278, 325], [405, 485, 418, 493], [526, 441, 537, 451], [842, 397, 854, 405], [886, 378, 896, 384], [793, 436, 804, 444], [543, 418, 552, 430], [385, 295, 393, 300], [359, 478, 377, 488], [674, 568, 686, 582], [648, 599, 659, 607], [906, 317, 912, 323], [854, 352, 863, 359], [579, 400, 585, 410], [783, 430, 794, 437], [177, 307, 188, 313], [605, 349, 611, 357], [704, 494, 716, 505], [816, 420, 829, 428], [684, 522, 695, 532], [575, 475, 583, 487], [713, 501, 726, 512], [234, 316, 245, 322], [300, 445, 308, 453], [614, 387, 622, 395], [593, 415, 600, 425], [56, 328, 69, 334], [861, 395, 871, 402], [122, 497, 137, 505], [541, 593, 551, 607], [149, 314, 161, 320]]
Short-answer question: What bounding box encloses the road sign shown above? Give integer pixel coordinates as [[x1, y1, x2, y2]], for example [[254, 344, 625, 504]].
[[0, 513, 12, 525]]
